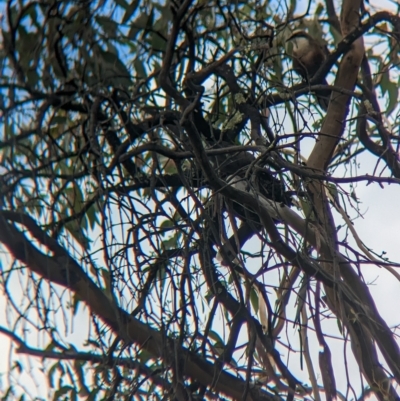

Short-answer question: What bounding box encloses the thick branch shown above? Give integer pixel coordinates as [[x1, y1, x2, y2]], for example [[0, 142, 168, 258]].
[[0, 211, 278, 401]]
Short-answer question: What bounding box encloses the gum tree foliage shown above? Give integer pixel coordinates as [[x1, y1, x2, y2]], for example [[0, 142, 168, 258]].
[[1, 0, 400, 400]]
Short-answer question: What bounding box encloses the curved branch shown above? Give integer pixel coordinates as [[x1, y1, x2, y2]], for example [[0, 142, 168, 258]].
[[0, 211, 279, 401], [0, 326, 171, 391], [181, 106, 400, 394]]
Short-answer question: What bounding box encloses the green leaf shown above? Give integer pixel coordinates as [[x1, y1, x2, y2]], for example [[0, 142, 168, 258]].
[[86, 387, 102, 401], [315, 3, 324, 15], [26, 3, 38, 22], [115, 0, 129, 9], [12, 361, 22, 373], [150, 32, 167, 52], [51, 115, 67, 126], [294, 277, 308, 324], [53, 385, 74, 400], [100, 268, 111, 293], [65, 220, 91, 250], [70, 389, 78, 401], [380, 71, 399, 115], [209, 330, 224, 344], [96, 16, 118, 36], [128, 10, 152, 39], [204, 291, 214, 304], [138, 349, 153, 364], [73, 360, 90, 396], [48, 362, 64, 389], [17, 28, 38, 66], [145, 7, 154, 30], [44, 342, 56, 352], [160, 218, 174, 232], [250, 287, 259, 314], [122, 0, 139, 24], [156, 262, 167, 292], [209, 330, 225, 356], [133, 58, 146, 78], [26, 69, 40, 87], [2, 386, 13, 400], [99, 50, 132, 86], [299, 197, 316, 221], [85, 202, 100, 231], [85, 339, 101, 349], [336, 317, 343, 334], [162, 233, 179, 250], [326, 182, 339, 203], [72, 292, 81, 316], [72, 183, 84, 215]]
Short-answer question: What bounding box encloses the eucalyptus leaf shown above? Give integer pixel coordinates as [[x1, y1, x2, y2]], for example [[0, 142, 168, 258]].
[[122, 0, 139, 24]]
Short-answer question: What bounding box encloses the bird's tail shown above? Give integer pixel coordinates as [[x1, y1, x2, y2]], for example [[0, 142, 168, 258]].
[[315, 78, 331, 111]]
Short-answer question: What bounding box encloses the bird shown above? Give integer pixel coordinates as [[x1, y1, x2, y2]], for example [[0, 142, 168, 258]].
[[286, 30, 330, 110]]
